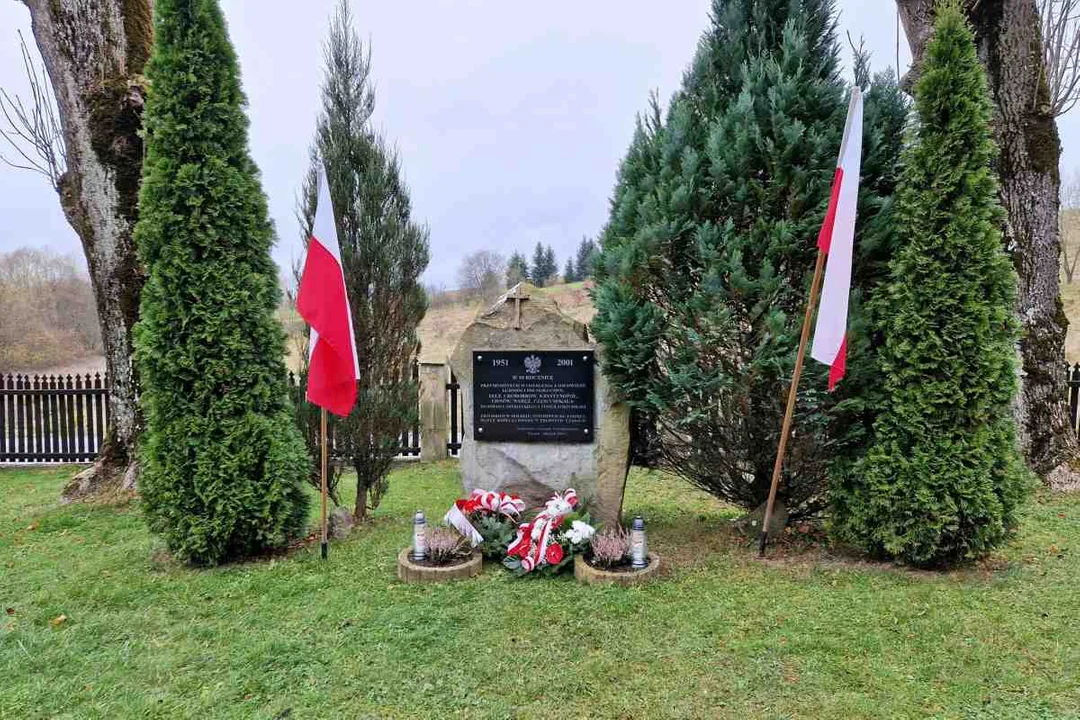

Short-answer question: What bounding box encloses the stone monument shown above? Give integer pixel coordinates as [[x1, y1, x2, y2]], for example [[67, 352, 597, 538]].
[[448, 283, 630, 527]]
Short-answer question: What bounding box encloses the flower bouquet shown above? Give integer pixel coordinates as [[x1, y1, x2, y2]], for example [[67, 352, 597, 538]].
[[503, 488, 595, 577], [444, 489, 526, 559]]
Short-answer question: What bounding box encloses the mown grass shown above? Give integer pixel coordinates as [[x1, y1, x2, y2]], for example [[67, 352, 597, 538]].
[[1, 462, 1078, 719]]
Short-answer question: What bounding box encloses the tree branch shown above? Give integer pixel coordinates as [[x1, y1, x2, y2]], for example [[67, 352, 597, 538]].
[[1039, 0, 1080, 116], [0, 29, 67, 189]]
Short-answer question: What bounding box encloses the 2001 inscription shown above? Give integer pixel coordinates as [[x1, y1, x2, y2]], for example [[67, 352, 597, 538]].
[[472, 350, 594, 443]]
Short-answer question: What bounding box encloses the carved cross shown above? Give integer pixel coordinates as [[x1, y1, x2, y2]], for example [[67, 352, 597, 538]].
[[506, 284, 530, 330]]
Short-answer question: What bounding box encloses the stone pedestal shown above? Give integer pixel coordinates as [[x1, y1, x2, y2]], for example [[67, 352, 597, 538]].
[[396, 549, 482, 583], [574, 554, 660, 586], [418, 362, 449, 461], [448, 283, 630, 527]]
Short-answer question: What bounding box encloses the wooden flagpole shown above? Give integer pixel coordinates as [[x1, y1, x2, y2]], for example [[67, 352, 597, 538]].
[[320, 407, 329, 560], [759, 247, 828, 556]]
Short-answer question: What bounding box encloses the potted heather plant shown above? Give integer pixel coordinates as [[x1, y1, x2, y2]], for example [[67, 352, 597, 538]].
[[575, 521, 660, 586], [397, 519, 482, 584]]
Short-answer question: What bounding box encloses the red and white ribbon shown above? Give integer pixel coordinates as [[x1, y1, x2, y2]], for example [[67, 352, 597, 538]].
[[443, 503, 484, 545], [507, 488, 578, 572], [443, 489, 526, 547], [467, 489, 525, 518]]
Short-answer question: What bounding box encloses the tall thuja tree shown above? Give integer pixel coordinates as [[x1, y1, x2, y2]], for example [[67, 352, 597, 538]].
[[593, 0, 902, 516], [135, 0, 310, 565], [833, 4, 1030, 566], [300, 0, 429, 521]]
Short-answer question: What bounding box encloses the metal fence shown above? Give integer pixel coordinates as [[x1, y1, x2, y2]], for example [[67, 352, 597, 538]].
[[13, 363, 1080, 465], [13, 362, 1080, 464], [1, 366, 466, 464], [1067, 364, 1080, 433], [286, 367, 422, 460], [0, 373, 108, 463]]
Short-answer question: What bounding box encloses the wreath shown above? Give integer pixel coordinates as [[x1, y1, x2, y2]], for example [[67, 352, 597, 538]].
[[444, 489, 525, 559], [503, 488, 595, 577]]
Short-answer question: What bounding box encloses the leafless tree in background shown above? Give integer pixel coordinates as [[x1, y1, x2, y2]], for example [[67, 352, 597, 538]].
[[0, 31, 65, 186], [456, 249, 506, 299], [0, 247, 101, 369], [2, 1, 153, 501], [1039, 0, 1080, 116], [1062, 170, 1080, 283], [423, 282, 454, 308]]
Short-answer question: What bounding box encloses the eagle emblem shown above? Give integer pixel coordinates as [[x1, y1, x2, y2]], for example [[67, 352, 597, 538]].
[[523, 355, 542, 374]]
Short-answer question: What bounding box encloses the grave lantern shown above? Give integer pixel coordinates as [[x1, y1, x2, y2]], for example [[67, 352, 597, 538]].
[[409, 510, 428, 561], [631, 515, 648, 569]]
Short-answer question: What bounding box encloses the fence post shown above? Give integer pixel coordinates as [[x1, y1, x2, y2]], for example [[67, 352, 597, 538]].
[[447, 370, 461, 457], [1069, 363, 1080, 434], [418, 362, 449, 461]]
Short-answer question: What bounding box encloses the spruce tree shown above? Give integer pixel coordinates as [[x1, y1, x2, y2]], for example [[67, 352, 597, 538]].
[[135, 0, 310, 565], [563, 258, 577, 283], [544, 245, 558, 283], [832, 3, 1030, 566], [592, 0, 904, 516], [574, 236, 599, 280], [506, 251, 529, 287], [299, 0, 429, 520], [530, 242, 557, 286]]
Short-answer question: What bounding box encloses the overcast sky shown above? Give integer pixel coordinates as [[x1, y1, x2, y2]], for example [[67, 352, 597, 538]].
[[2, 1, 1078, 289]]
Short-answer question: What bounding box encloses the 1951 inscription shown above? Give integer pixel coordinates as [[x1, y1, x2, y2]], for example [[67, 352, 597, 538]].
[[473, 350, 594, 443]]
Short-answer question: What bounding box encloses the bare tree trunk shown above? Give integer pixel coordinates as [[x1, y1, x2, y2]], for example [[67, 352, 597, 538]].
[[899, 0, 1078, 486], [19, 0, 152, 501]]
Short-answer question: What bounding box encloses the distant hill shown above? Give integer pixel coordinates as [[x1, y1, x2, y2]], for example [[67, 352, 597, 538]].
[[45, 274, 1080, 376], [1060, 283, 1080, 366]]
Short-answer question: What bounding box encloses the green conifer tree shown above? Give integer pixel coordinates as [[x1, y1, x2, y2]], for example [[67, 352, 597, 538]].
[[544, 245, 558, 283], [574, 236, 599, 280], [833, 3, 1031, 566], [563, 257, 577, 283], [506, 251, 529, 287], [530, 242, 557, 286], [826, 43, 910, 482], [298, 0, 429, 521], [592, 0, 904, 516], [135, 0, 310, 565]]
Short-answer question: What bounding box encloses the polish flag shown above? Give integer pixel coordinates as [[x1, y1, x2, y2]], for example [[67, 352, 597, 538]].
[[811, 87, 863, 391], [296, 167, 360, 416]]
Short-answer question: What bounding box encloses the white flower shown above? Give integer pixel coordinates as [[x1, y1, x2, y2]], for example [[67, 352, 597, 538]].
[[565, 520, 595, 545]]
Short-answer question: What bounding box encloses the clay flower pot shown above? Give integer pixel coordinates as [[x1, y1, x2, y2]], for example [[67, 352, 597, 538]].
[[574, 553, 660, 586], [396, 548, 482, 584]]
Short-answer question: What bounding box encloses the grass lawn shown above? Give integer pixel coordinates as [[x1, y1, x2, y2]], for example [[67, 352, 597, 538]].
[[2, 463, 1078, 719]]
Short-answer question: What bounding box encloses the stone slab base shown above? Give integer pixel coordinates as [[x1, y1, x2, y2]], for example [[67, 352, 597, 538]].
[[574, 553, 660, 586], [397, 548, 482, 584]]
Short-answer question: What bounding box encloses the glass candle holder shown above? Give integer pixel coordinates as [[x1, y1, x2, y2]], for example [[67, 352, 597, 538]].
[[631, 515, 648, 569], [409, 510, 428, 561]]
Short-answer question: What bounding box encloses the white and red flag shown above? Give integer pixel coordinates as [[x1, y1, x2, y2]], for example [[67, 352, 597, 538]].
[[811, 87, 863, 391], [296, 167, 360, 417]]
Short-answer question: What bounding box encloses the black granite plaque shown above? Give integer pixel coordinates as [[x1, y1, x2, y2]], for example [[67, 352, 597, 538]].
[[472, 350, 594, 443]]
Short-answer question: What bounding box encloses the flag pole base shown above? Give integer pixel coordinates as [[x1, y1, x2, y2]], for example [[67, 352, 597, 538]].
[[321, 540, 328, 560], [758, 531, 769, 557]]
